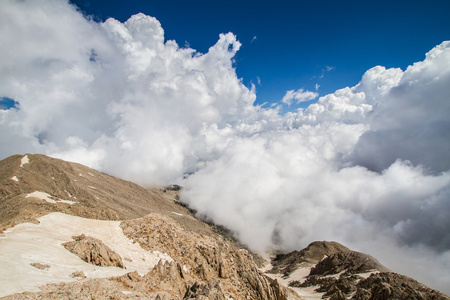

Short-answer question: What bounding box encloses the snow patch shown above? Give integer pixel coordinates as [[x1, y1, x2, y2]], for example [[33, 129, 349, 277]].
[[88, 186, 96, 189], [0, 212, 173, 297], [25, 191, 77, 205], [171, 212, 183, 216], [11, 176, 19, 182], [261, 262, 324, 300], [20, 155, 29, 167]]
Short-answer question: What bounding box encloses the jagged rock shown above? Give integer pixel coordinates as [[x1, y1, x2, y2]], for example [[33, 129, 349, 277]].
[[121, 213, 296, 300], [70, 271, 86, 278], [269, 241, 352, 276], [163, 185, 182, 192], [290, 271, 449, 300], [30, 262, 51, 270], [329, 289, 346, 300], [62, 234, 125, 268], [184, 279, 226, 299], [144, 260, 188, 298], [354, 272, 450, 300], [309, 250, 389, 276]]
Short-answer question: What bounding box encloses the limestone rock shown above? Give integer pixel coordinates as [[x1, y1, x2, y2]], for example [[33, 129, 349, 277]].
[[70, 271, 86, 278], [63, 234, 124, 268], [30, 262, 51, 270], [355, 272, 450, 300], [309, 250, 389, 276], [184, 279, 226, 300], [121, 213, 296, 300], [269, 241, 352, 276]]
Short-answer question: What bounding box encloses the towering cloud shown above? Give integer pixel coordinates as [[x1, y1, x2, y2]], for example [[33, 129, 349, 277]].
[[0, 0, 449, 294]]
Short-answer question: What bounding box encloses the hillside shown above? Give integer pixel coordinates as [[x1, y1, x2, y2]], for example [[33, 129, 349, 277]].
[[0, 154, 296, 299], [0, 154, 448, 299]]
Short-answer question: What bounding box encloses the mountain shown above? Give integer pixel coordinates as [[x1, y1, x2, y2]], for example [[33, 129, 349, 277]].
[[264, 241, 448, 299], [0, 154, 448, 299]]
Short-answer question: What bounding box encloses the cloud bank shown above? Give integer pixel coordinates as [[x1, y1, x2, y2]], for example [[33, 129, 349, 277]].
[[1, 0, 450, 294]]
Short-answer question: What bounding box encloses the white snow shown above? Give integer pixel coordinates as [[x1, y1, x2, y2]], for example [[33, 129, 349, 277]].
[[0, 212, 173, 297], [88, 186, 96, 189], [11, 176, 19, 182], [26, 191, 77, 205], [261, 262, 325, 300], [171, 212, 183, 216], [261, 261, 381, 299], [20, 155, 29, 167]]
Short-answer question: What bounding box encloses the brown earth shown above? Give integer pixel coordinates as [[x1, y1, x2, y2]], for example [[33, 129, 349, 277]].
[[0, 154, 212, 234]]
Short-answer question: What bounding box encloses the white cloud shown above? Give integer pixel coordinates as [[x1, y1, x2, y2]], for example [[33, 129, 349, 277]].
[[281, 88, 318, 106], [1, 0, 450, 294], [349, 42, 450, 173]]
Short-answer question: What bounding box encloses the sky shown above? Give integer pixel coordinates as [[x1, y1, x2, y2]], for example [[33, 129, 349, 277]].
[[69, 0, 450, 110], [1, 0, 450, 295]]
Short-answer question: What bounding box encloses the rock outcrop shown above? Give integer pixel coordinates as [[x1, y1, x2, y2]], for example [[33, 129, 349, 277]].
[[289, 272, 450, 300], [309, 250, 389, 276], [269, 241, 352, 276], [120, 213, 297, 299], [63, 234, 125, 268], [355, 272, 450, 300], [275, 242, 448, 300]]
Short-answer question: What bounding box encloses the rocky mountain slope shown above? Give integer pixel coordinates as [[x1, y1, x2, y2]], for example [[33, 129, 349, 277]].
[[0, 154, 448, 299], [265, 241, 448, 299], [0, 154, 296, 299]]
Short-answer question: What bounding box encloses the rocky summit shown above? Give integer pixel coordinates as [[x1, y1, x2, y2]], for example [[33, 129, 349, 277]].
[[0, 154, 448, 299]]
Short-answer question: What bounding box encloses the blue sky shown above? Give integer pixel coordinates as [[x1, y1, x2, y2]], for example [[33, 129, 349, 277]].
[[70, 0, 450, 108]]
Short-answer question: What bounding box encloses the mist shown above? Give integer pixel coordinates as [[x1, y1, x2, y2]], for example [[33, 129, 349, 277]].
[[1, 0, 450, 294]]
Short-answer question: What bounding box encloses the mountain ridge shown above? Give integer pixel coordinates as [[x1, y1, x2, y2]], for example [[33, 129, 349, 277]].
[[0, 154, 448, 299]]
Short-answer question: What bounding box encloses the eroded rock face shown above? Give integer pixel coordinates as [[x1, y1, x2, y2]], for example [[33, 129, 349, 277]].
[[309, 250, 389, 276], [120, 213, 298, 300], [269, 241, 352, 276], [355, 272, 450, 300], [290, 272, 450, 300], [278, 241, 449, 300], [63, 234, 125, 268]]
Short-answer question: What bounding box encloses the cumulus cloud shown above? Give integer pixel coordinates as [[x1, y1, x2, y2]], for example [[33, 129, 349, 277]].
[[1, 0, 450, 294], [349, 42, 450, 172], [281, 88, 318, 106]]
